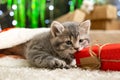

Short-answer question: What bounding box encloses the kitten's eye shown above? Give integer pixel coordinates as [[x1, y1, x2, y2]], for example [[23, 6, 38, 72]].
[[79, 39, 84, 43], [66, 40, 72, 45]]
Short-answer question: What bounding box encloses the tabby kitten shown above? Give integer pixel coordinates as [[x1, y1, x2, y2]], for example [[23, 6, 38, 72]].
[[25, 20, 91, 69]]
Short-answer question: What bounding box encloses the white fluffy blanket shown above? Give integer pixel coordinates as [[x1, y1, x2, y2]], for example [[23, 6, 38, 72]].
[[0, 28, 120, 80], [0, 28, 50, 49]]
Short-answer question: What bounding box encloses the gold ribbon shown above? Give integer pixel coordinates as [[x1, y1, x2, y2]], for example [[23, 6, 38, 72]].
[[92, 43, 120, 62], [80, 43, 115, 70]]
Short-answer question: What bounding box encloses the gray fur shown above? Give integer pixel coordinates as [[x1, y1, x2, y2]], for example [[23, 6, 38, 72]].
[[25, 20, 91, 69]]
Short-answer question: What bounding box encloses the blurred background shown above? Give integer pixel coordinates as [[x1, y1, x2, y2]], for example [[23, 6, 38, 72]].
[[0, 0, 120, 30]]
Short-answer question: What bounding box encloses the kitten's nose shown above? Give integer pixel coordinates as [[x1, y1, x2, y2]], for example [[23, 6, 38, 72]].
[[74, 48, 79, 51]]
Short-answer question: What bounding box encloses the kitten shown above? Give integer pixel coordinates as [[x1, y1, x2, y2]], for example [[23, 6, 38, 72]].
[[25, 20, 91, 69]]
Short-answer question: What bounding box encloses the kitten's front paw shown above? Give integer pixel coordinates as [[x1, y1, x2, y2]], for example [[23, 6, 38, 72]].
[[49, 58, 69, 69], [70, 59, 77, 68]]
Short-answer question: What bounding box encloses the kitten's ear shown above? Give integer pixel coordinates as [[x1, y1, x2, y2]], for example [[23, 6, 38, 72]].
[[50, 21, 65, 37], [80, 20, 91, 34]]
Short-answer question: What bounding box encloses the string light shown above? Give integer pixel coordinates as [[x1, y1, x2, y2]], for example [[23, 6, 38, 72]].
[[12, 5, 17, 10], [68, 1, 72, 5], [49, 5, 54, 10], [12, 20, 17, 25], [9, 11, 14, 16], [45, 19, 50, 24], [117, 10, 120, 16], [0, 10, 3, 15]]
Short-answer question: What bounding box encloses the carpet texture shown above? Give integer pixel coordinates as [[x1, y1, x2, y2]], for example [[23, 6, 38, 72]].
[[0, 57, 120, 80]]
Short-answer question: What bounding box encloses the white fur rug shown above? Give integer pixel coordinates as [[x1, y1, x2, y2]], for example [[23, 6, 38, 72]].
[[0, 57, 120, 80]]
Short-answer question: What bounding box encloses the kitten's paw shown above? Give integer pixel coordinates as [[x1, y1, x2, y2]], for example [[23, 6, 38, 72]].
[[50, 58, 69, 69], [70, 59, 77, 68]]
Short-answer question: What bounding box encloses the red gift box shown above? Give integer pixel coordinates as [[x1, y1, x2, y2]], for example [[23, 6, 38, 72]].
[[74, 43, 120, 71]]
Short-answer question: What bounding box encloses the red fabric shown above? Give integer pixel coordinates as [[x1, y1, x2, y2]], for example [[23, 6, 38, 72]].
[[0, 28, 13, 33], [0, 53, 25, 59], [74, 43, 120, 71]]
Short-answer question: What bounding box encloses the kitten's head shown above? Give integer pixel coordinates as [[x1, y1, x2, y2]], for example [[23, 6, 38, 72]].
[[50, 20, 91, 58]]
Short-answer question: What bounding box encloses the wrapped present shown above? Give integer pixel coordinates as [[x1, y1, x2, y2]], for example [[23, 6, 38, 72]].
[[55, 9, 85, 23], [91, 20, 120, 30], [74, 43, 120, 71], [85, 5, 117, 20]]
